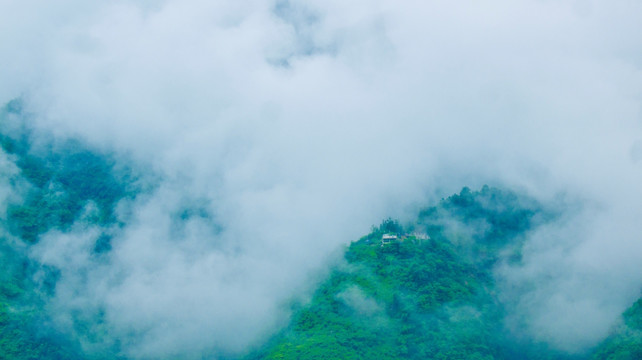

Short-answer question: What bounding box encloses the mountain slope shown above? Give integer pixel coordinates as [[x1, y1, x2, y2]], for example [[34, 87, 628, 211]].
[[250, 187, 580, 360]]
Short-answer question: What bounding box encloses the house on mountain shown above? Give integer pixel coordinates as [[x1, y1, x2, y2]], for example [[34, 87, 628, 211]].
[[379, 231, 431, 247], [381, 234, 397, 246], [411, 232, 430, 240]]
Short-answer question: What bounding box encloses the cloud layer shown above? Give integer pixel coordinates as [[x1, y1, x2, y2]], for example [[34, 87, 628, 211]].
[[2, 0, 642, 357]]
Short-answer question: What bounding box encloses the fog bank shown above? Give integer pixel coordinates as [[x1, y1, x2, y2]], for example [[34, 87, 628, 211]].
[[2, 0, 642, 357]]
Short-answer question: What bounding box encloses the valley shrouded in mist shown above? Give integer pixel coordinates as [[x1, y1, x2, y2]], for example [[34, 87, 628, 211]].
[[2, 1, 642, 359]]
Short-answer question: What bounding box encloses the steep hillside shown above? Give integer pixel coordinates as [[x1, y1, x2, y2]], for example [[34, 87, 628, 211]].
[[0, 101, 134, 359], [593, 299, 642, 360], [249, 187, 585, 360]]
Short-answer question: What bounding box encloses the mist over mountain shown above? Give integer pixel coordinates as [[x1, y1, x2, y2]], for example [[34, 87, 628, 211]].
[[1, 0, 642, 359]]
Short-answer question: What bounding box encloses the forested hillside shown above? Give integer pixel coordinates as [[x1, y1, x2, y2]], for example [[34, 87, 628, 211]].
[[0, 100, 133, 359], [249, 188, 642, 360], [593, 299, 642, 359], [248, 187, 564, 359]]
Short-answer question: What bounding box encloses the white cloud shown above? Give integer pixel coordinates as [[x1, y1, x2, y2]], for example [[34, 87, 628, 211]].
[[3, 0, 642, 356]]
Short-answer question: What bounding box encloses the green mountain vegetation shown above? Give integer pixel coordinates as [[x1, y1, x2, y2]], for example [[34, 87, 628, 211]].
[[0, 100, 132, 359], [593, 299, 642, 360], [1, 100, 641, 359], [248, 186, 570, 360], [248, 189, 642, 360]]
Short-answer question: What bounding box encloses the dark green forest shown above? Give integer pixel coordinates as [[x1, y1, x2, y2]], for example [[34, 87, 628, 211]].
[[247, 188, 642, 360], [1, 100, 642, 359], [0, 101, 133, 359], [247, 187, 556, 360]]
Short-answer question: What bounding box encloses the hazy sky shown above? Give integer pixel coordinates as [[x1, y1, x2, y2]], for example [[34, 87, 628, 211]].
[[2, 0, 642, 357]]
